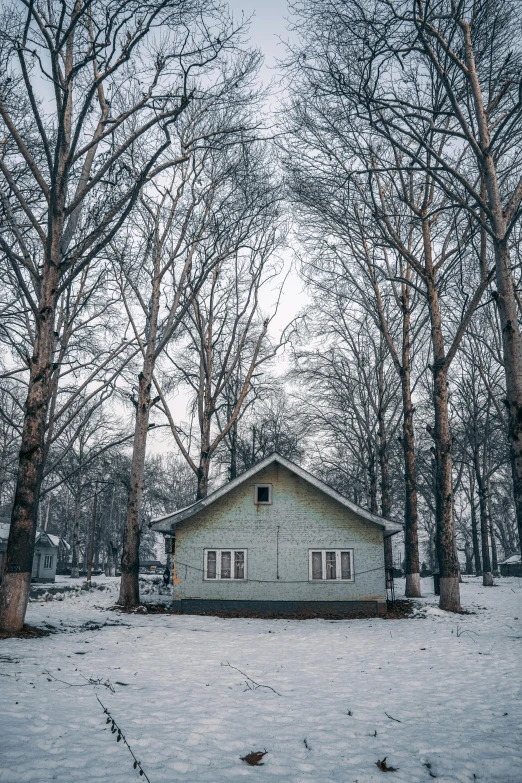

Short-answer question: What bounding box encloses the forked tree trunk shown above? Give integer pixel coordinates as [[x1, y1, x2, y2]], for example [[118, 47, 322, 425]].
[[0, 272, 59, 632]]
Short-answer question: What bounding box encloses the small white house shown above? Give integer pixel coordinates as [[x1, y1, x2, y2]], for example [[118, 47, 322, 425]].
[[152, 453, 402, 617], [0, 524, 64, 583]]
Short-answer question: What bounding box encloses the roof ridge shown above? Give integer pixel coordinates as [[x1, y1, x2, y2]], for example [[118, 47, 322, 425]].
[[151, 452, 402, 537]]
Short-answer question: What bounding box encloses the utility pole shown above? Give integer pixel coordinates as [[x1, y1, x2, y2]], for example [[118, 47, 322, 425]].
[[86, 481, 99, 588]]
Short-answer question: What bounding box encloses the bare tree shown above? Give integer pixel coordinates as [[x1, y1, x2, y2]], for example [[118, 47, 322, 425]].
[[309, 0, 522, 561], [0, 0, 250, 632], [166, 225, 284, 498], [283, 0, 500, 610], [113, 83, 267, 606]]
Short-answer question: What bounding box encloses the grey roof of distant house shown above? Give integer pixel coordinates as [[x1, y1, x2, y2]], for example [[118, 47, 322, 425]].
[[0, 524, 69, 549], [151, 453, 403, 538]]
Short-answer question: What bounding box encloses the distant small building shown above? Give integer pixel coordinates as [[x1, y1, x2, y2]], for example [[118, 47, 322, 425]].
[[0, 523, 68, 584], [499, 554, 522, 578], [139, 560, 165, 574]]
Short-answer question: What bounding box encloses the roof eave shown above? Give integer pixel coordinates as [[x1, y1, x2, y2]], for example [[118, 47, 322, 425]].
[[151, 453, 403, 535]]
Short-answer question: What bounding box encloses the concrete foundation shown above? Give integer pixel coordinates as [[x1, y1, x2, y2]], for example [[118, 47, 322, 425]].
[[169, 598, 387, 618]]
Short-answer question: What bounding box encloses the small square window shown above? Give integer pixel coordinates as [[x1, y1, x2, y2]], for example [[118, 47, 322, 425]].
[[255, 484, 272, 504]]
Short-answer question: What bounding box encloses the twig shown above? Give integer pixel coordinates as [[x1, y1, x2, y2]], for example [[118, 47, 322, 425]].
[[221, 662, 281, 696], [43, 670, 115, 691], [43, 670, 90, 687], [96, 696, 151, 782], [385, 712, 401, 723]]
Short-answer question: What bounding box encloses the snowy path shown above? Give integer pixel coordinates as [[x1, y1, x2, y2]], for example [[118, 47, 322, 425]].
[[0, 577, 521, 783]]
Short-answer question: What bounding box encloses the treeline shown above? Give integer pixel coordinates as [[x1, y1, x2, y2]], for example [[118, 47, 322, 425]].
[[1, 0, 522, 631]]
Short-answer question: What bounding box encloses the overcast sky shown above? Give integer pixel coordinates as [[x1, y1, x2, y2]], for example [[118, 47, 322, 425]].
[[150, 0, 307, 451]]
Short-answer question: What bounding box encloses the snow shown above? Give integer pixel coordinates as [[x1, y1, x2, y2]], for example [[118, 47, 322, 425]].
[[1, 577, 521, 783]]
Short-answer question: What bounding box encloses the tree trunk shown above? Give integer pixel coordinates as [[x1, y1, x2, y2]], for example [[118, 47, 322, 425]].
[[196, 452, 211, 500], [0, 271, 59, 632], [401, 358, 421, 597], [470, 486, 482, 576], [464, 542, 473, 575], [487, 486, 498, 575], [118, 371, 151, 607], [229, 420, 238, 481], [491, 239, 522, 560], [461, 21, 522, 561], [71, 492, 81, 579], [475, 464, 493, 586], [432, 362, 460, 610], [368, 440, 378, 515], [424, 243, 461, 611]]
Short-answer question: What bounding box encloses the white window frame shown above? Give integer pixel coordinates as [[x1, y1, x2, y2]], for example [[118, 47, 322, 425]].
[[203, 549, 248, 581], [308, 549, 354, 582], [43, 554, 54, 570], [254, 483, 272, 505]]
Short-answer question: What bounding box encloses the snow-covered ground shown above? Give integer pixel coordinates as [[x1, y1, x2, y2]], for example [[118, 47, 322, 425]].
[[1, 577, 521, 783]]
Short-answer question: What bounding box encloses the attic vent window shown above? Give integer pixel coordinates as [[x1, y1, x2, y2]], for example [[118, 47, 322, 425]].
[[255, 484, 272, 504]]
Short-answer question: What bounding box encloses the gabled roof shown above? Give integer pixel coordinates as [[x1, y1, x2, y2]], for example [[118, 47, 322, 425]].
[[151, 453, 403, 538], [0, 524, 68, 549]]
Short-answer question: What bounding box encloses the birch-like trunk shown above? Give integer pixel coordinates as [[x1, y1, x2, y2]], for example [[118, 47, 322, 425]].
[[491, 239, 522, 557], [463, 27, 522, 558]]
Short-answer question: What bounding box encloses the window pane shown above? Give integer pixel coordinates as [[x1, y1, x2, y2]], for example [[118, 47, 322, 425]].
[[207, 551, 217, 579], [311, 551, 323, 580], [221, 551, 231, 579], [341, 552, 351, 580], [326, 551, 336, 579], [257, 486, 270, 503], [234, 551, 245, 579]]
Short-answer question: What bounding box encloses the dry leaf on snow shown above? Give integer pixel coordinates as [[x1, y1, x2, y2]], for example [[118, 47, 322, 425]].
[[241, 751, 267, 766], [375, 757, 398, 772]]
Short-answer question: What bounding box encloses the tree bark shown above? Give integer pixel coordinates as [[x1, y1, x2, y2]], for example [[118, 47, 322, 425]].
[[401, 303, 421, 597], [424, 225, 461, 612], [461, 22, 522, 559], [487, 486, 499, 576], [118, 371, 152, 607], [474, 457, 493, 586], [71, 491, 81, 579], [196, 451, 211, 500], [470, 485, 482, 576], [0, 270, 59, 631]]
